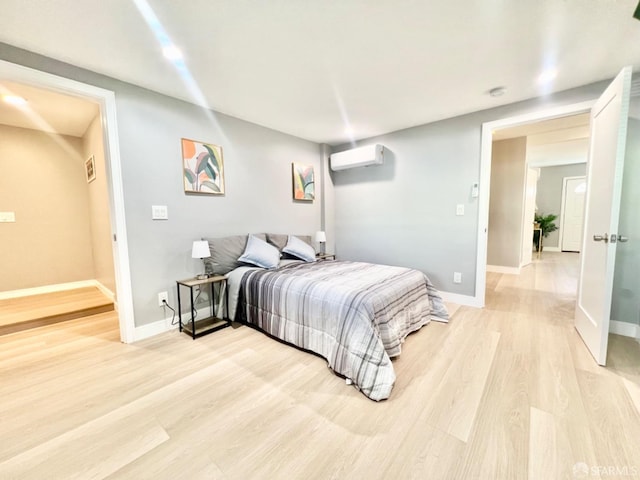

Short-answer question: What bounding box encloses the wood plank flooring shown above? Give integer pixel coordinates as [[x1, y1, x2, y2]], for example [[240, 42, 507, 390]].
[[0, 287, 114, 336], [0, 252, 639, 479]]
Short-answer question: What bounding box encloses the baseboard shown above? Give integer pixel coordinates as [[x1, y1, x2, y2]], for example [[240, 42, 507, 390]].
[[0, 280, 98, 300], [93, 281, 115, 303], [610, 320, 640, 339], [132, 305, 212, 342], [486, 265, 521, 275], [439, 291, 483, 308], [543, 246, 561, 252]]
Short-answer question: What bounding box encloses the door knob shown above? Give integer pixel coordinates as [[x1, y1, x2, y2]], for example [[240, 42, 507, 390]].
[[593, 233, 609, 243], [618, 235, 629, 243]]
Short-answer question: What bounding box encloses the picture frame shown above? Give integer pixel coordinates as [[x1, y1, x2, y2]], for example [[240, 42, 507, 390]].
[[181, 138, 225, 195], [85, 155, 96, 183], [292, 163, 315, 201]]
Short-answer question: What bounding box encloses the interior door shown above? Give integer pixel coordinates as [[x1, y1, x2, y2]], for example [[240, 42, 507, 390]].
[[560, 176, 586, 252], [575, 66, 632, 365]]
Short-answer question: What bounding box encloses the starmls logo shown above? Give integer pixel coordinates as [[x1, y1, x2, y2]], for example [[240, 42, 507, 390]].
[[573, 462, 639, 477]]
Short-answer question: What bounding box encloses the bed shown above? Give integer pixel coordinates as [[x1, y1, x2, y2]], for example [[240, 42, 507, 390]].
[[205, 233, 449, 401]]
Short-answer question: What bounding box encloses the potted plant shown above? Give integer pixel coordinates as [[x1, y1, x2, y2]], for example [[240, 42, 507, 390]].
[[534, 213, 558, 250]]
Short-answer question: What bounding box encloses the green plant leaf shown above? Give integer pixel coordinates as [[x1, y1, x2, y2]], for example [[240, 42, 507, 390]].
[[203, 144, 220, 171], [184, 168, 196, 184], [204, 162, 217, 181], [201, 180, 220, 193], [196, 152, 210, 174]]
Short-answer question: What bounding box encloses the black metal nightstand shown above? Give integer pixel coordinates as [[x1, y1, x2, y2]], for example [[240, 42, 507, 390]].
[[176, 275, 229, 339], [316, 253, 336, 261]]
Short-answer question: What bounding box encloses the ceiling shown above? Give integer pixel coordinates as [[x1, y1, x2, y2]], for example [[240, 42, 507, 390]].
[[0, 0, 639, 145], [0, 81, 98, 137]]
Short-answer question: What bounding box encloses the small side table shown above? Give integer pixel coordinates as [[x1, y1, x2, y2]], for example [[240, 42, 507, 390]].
[[176, 275, 230, 339], [316, 253, 336, 261]]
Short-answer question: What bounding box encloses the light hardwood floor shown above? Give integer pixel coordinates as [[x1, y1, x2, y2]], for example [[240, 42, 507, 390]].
[[0, 287, 114, 336], [0, 253, 639, 479]]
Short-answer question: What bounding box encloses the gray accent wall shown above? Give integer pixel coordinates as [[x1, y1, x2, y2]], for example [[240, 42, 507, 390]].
[[487, 138, 527, 268], [535, 163, 586, 249], [332, 82, 609, 297], [0, 43, 322, 327]]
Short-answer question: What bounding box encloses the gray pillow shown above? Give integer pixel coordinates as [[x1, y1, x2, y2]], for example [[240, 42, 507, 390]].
[[238, 234, 280, 269], [282, 235, 317, 262], [203, 233, 267, 275], [266, 233, 312, 251]]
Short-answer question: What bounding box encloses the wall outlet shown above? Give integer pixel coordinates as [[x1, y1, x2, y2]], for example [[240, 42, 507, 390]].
[[453, 272, 462, 284], [0, 212, 16, 222], [456, 204, 465, 216], [158, 291, 168, 306]]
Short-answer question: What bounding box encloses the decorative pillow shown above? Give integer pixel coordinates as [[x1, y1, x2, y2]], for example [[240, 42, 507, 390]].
[[266, 233, 313, 251], [282, 235, 317, 262], [238, 234, 280, 269], [203, 233, 267, 275]]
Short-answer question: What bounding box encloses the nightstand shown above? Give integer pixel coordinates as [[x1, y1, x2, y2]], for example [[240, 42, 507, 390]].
[[176, 275, 229, 339], [316, 253, 336, 261]]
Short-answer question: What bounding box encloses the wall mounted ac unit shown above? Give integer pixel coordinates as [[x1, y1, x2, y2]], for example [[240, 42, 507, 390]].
[[330, 144, 385, 171]]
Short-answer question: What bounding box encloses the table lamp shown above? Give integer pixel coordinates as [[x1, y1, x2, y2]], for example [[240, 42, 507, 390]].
[[192, 240, 211, 279], [315, 231, 326, 255]]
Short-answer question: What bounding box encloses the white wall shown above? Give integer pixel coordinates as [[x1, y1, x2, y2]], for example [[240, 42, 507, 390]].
[[82, 114, 116, 295], [487, 137, 527, 268], [0, 124, 94, 291]]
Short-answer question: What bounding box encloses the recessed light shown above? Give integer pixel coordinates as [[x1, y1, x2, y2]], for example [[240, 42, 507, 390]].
[[162, 45, 183, 61], [489, 86, 507, 97], [537, 68, 558, 85], [2, 94, 28, 106]]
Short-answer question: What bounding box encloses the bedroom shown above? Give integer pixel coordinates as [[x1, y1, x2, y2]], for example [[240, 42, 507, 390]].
[[1, 1, 640, 478]]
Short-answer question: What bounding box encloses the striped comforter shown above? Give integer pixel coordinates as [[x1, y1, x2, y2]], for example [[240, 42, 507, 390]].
[[237, 260, 448, 401]]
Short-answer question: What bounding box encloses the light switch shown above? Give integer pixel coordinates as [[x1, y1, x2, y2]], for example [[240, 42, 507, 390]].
[[152, 205, 168, 220], [456, 204, 465, 216], [0, 212, 16, 223]]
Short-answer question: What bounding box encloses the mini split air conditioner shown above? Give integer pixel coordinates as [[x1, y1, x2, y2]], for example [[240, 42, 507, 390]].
[[330, 144, 385, 171]]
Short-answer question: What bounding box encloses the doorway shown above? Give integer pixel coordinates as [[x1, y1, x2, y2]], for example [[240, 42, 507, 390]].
[[0, 59, 135, 343], [476, 100, 594, 306]]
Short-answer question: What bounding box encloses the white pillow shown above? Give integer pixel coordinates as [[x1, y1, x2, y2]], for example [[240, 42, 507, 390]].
[[282, 235, 317, 262], [238, 234, 280, 269]]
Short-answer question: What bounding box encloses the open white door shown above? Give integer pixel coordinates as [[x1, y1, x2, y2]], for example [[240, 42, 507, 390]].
[[575, 67, 632, 365]]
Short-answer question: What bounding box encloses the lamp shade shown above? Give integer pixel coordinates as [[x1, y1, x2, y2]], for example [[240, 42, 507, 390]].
[[191, 240, 210, 259], [315, 231, 326, 242]]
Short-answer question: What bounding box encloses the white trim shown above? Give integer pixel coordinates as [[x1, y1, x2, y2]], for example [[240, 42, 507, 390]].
[[93, 281, 116, 303], [486, 265, 521, 274], [132, 305, 213, 342], [610, 320, 640, 339], [477, 100, 595, 309], [528, 158, 587, 168], [439, 291, 483, 308], [0, 280, 97, 300], [0, 59, 135, 344], [542, 246, 562, 252]]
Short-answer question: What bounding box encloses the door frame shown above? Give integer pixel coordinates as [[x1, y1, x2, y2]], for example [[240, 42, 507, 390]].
[[475, 100, 595, 307], [558, 175, 587, 252], [0, 59, 136, 343]]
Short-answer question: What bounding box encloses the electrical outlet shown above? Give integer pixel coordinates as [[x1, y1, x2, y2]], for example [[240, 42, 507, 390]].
[[453, 272, 462, 284], [158, 291, 168, 307]]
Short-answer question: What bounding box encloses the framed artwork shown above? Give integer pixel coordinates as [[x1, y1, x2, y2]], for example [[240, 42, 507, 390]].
[[292, 163, 315, 201], [85, 155, 96, 183], [181, 138, 225, 195]]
